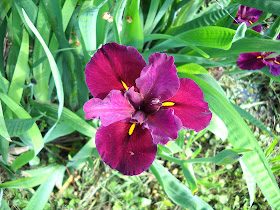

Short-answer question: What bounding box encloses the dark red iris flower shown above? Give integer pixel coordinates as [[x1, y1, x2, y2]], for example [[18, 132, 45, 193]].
[[237, 52, 280, 77], [235, 5, 263, 32], [83, 43, 212, 175]]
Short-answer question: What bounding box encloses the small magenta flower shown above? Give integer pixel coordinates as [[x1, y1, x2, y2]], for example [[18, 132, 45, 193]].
[[83, 43, 212, 175], [237, 52, 280, 77], [235, 5, 263, 32]]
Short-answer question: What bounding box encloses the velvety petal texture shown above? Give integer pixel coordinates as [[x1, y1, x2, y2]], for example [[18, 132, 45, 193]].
[[236, 6, 263, 32], [166, 78, 212, 131], [144, 109, 182, 145], [83, 90, 134, 126], [85, 43, 146, 99], [263, 58, 280, 77], [84, 42, 213, 175], [136, 53, 179, 102], [96, 122, 157, 175], [237, 53, 266, 70]]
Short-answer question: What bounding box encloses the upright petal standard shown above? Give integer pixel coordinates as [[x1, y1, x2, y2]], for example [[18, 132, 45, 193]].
[[84, 42, 212, 175], [235, 5, 263, 32]]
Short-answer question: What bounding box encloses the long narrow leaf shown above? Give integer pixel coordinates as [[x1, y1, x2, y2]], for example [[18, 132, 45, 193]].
[[22, 8, 64, 141], [0, 93, 43, 156], [185, 74, 280, 208]]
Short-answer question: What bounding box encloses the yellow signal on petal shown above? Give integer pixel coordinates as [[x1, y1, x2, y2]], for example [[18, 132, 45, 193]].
[[256, 56, 262, 59], [162, 102, 175, 107], [121, 80, 129, 90], [274, 61, 280, 65], [129, 123, 136, 135], [249, 20, 253, 25]]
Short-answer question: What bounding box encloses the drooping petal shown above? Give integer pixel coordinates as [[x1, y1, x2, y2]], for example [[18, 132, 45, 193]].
[[96, 122, 157, 176], [144, 109, 182, 145], [83, 90, 134, 126], [85, 43, 146, 99], [237, 52, 266, 70], [166, 78, 212, 132], [136, 53, 179, 102]]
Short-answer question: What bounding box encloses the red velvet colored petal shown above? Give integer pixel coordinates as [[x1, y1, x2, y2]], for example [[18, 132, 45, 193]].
[[96, 122, 157, 175], [85, 43, 146, 99], [166, 78, 212, 132], [263, 58, 280, 77], [83, 90, 134, 126], [136, 53, 179, 102], [237, 52, 266, 70], [144, 109, 182, 145]]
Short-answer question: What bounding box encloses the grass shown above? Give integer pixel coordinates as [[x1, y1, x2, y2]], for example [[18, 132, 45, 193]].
[[1, 0, 280, 209]]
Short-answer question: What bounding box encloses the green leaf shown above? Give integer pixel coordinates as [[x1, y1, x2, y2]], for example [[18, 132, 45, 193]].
[[0, 93, 44, 156], [177, 63, 208, 75], [240, 160, 256, 207], [173, 0, 204, 26], [182, 162, 198, 195], [145, 34, 210, 58], [31, 101, 96, 138], [0, 0, 12, 21], [152, 26, 236, 52], [11, 151, 34, 172], [212, 149, 243, 165], [0, 173, 49, 189], [22, 8, 64, 141], [150, 161, 213, 209], [232, 102, 276, 138], [206, 112, 228, 141], [44, 122, 75, 143], [143, 0, 160, 34], [0, 101, 11, 142], [77, 6, 99, 54], [7, 29, 29, 104], [5, 117, 41, 137], [67, 138, 96, 169], [32, 2, 51, 102], [121, 0, 143, 50], [166, 4, 239, 35], [144, 0, 174, 34], [205, 38, 280, 58], [24, 165, 65, 210], [233, 22, 247, 42], [235, 0, 280, 16], [185, 74, 280, 208]]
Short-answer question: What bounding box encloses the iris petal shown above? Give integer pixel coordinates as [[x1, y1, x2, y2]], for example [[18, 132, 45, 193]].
[[237, 52, 266, 70], [96, 122, 157, 176], [166, 78, 212, 132], [136, 53, 179, 102], [144, 109, 182, 145], [263, 58, 280, 77], [83, 90, 134, 126], [85, 43, 146, 99]]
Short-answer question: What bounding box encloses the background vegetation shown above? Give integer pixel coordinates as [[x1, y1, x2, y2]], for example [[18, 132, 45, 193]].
[[0, 0, 280, 209]]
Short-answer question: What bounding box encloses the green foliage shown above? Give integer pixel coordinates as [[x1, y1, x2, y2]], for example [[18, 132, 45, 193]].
[[0, 0, 280, 209]]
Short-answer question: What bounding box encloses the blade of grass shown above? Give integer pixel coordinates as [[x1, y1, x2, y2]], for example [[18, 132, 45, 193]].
[[7, 29, 29, 104], [0, 93, 44, 156], [22, 8, 64, 141], [32, 2, 51, 102], [185, 74, 280, 208], [25, 165, 65, 210]]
